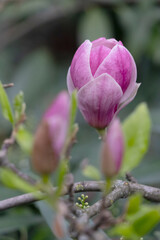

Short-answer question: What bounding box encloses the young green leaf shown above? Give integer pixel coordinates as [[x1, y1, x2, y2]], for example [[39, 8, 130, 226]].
[[127, 194, 142, 215], [121, 103, 151, 174], [0, 82, 14, 124], [111, 205, 160, 239], [16, 125, 33, 154], [110, 222, 136, 239], [82, 164, 101, 181], [0, 168, 36, 193], [13, 91, 26, 123]]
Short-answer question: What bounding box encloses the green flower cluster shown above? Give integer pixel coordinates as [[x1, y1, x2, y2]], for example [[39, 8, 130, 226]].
[[76, 194, 89, 209]]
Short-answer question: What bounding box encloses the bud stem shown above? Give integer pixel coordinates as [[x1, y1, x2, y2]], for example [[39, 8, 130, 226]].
[[105, 177, 112, 195], [97, 128, 106, 140], [42, 174, 49, 184]]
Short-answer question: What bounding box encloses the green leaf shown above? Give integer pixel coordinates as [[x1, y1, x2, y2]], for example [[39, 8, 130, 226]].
[[13, 91, 26, 123], [112, 204, 160, 239], [132, 207, 160, 236], [121, 103, 151, 174], [0, 168, 36, 193], [82, 164, 101, 181], [110, 222, 136, 239], [0, 82, 14, 124], [69, 90, 77, 134], [16, 125, 33, 154], [127, 194, 142, 215]]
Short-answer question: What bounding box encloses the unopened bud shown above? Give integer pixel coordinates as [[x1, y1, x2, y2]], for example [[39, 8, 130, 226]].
[[32, 120, 59, 174], [32, 91, 70, 174], [101, 118, 124, 178]]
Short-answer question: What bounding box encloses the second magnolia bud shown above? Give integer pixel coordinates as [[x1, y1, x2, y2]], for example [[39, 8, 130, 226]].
[[101, 118, 124, 178], [32, 91, 70, 175]]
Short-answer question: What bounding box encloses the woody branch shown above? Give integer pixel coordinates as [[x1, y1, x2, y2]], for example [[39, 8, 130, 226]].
[[0, 180, 160, 212]]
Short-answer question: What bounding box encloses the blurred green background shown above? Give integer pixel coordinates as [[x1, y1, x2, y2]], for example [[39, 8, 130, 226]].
[[0, 0, 160, 239]]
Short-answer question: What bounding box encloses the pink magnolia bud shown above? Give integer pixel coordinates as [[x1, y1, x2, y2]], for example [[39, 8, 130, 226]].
[[101, 118, 124, 178], [67, 37, 140, 129], [32, 91, 70, 174]]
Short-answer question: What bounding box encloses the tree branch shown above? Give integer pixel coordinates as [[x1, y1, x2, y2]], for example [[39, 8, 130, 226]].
[[86, 180, 160, 218], [0, 180, 160, 212], [3, 83, 14, 88]]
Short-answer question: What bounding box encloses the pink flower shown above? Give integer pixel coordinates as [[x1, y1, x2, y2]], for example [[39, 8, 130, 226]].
[[32, 91, 70, 174], [101, 118, 124, 178], [67, 37, 140, 129]]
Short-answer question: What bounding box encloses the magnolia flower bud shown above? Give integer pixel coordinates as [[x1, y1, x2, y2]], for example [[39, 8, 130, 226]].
[[101, 118, 124, 178], [32, 91, 70, 174], [67, 37, 140, 129]]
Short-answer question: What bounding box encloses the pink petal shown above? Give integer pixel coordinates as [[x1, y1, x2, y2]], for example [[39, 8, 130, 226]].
[[118, 83, 141, 112], [70, 40, 93, 90], [92, 37, 109, 47], [119, 58, 137, 105], [44, 91, 70, 121], [67, 67, 75, 95], [94, 45, 136, 93], [92, 37, 123, 48], [90, 45, 111, 76], [77, 73, 123, 129]]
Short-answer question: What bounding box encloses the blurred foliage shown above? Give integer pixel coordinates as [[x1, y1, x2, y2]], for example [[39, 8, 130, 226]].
[[0, 0, 160, 239], [77, 7, 113, 44], [121, 103, 151, 175], [111, 194, 160, 239], [16, 125, 33, 154], [82, 164, 101, 181]]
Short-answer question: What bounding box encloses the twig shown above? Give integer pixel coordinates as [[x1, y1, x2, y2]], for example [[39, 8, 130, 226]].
[[1, 161, 36, 184], [0, 191, 45, 210], [3, 83, 14, 88], [0, 180, 160, 212], [126, 172, 137, 183], [92, 211, 116, 231]]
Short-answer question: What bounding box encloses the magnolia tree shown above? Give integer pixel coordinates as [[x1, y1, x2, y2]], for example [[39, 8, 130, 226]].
[[0, 38, 159, 240]]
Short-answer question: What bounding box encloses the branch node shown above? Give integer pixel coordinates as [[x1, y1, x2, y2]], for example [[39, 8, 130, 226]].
[[126, 172, 137, 183]]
